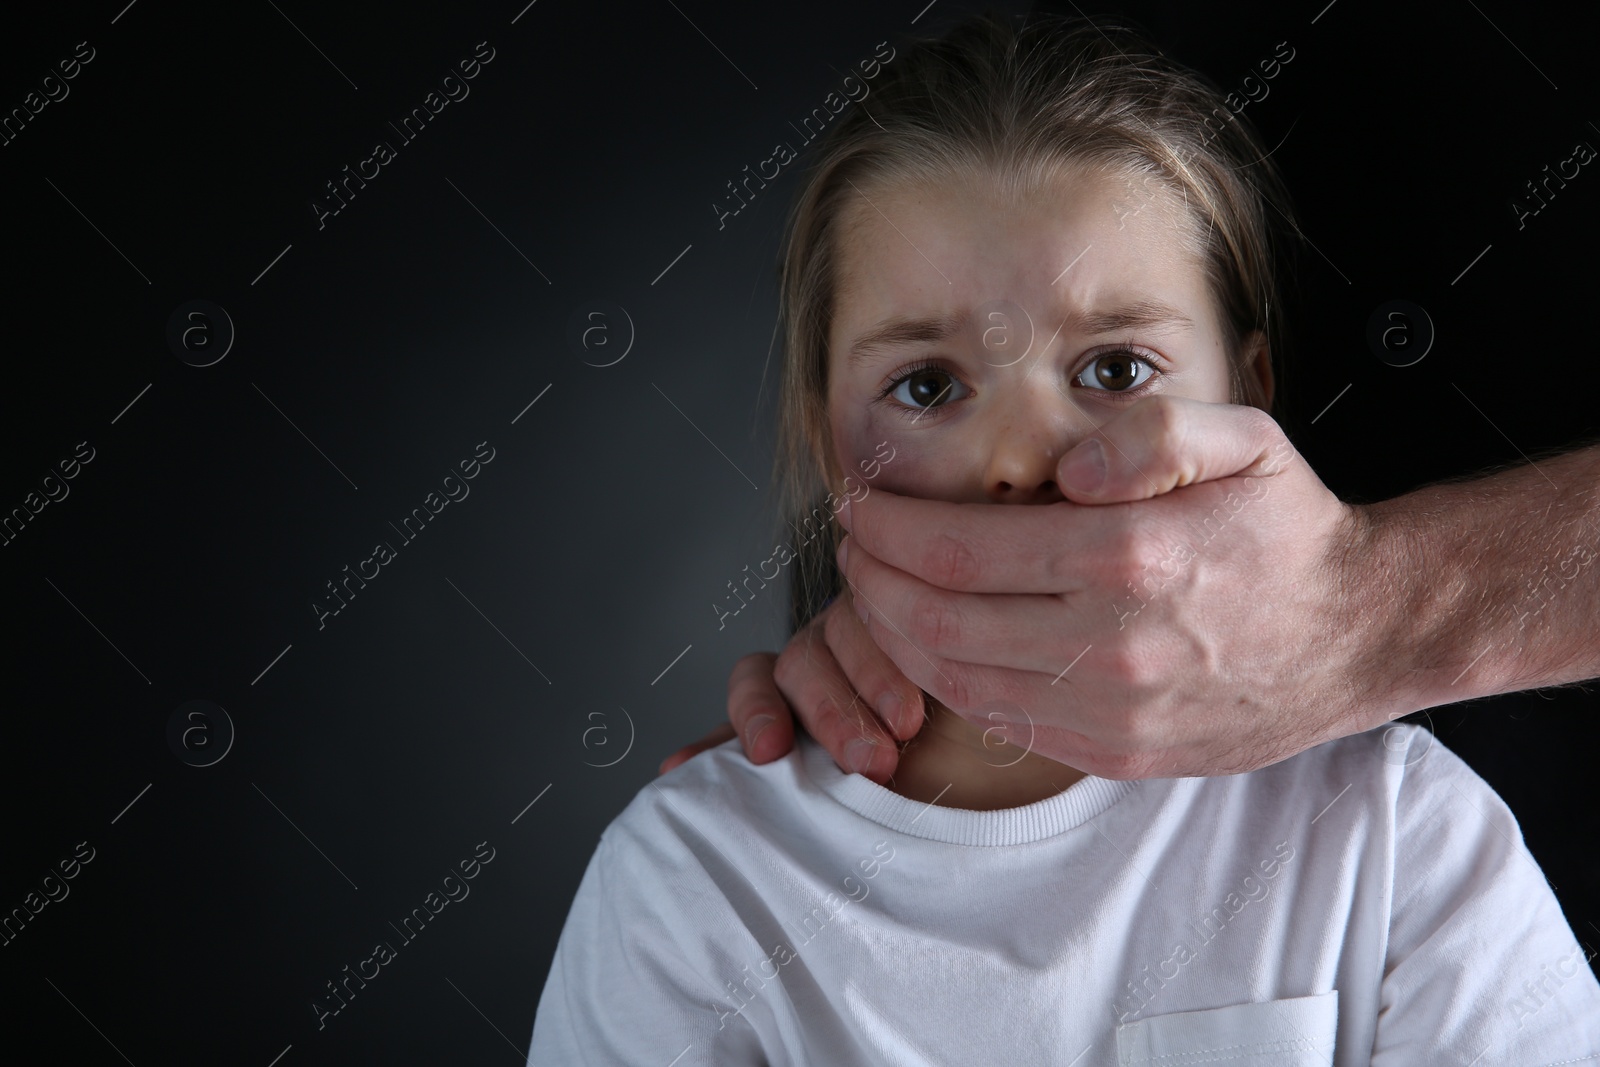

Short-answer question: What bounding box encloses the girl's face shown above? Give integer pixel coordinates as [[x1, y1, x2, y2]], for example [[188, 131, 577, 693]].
[[826, 163, 1270, 503]]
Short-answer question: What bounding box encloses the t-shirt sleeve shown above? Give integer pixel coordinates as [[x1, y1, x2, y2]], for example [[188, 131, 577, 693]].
[[527, 830, 768, 1066], [1372, 728, 1600, 1064]]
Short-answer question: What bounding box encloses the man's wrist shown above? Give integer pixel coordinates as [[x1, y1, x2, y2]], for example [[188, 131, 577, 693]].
[[1321, 498, 1449, 730], [1345, 443, 1600, 715], [1341, 494, 1472, 720]]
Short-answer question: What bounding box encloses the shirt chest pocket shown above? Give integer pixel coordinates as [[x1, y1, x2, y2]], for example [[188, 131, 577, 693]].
[[1115, 991, 1338, 1066]]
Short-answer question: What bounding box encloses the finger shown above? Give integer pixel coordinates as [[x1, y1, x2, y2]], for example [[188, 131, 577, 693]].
[[839, 532, 1070, 674], [726, 652, 795, 764], [1056, 394, 1294, 503], [658, 723, 737, 775], [839, 484, 1104, 594], [849, 598, 1030, 721], [820, 589, 926, 740], [773, 618, 900, 783]]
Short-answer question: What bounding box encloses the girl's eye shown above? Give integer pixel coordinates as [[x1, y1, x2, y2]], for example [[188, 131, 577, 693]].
[[1076, 349, 1159, 393], [881, 363, 971, 410]]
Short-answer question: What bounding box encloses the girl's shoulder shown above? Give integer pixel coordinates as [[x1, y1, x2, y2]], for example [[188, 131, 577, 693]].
[[1247, 719, 1493, 817], [1191, 720, 1513, 847], [603, 733, 818, 858]]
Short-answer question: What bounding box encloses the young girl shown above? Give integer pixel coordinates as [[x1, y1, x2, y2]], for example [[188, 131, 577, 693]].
[[528, 13, 1600, 1064]]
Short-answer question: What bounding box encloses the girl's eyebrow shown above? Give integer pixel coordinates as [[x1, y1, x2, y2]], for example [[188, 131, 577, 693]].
[[846, 300, 1193, 367], [848, 312, 968, 367], [1067, 300, 1195, 337]]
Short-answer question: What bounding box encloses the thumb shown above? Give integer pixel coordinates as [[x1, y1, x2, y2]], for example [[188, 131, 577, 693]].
[[1055, 396, 1288, 503]]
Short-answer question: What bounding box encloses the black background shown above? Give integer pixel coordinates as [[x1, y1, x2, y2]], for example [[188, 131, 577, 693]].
[[1, 0, 1597, 1063]]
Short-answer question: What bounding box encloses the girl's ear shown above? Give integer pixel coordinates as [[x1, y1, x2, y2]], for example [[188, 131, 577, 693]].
[[1241, 329, 1273, 412]]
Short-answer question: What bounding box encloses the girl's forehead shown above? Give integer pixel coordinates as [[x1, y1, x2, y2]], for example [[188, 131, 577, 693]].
[[840, 165, 1196, 261], [831, 167, 1209, 341], [842, 161, 1193, 232]]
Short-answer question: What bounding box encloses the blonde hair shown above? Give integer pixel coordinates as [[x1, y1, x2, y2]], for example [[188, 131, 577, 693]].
[[770, 10, 1305, 633]]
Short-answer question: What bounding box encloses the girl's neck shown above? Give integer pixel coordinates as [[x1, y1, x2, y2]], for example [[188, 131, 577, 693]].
[[882, 699, 1087, 810]]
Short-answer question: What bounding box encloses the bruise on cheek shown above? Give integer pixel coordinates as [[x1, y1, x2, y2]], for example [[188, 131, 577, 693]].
[[854, 439, 937, 499], [837, 410, 888, 471], [832, 416, 921, 497]]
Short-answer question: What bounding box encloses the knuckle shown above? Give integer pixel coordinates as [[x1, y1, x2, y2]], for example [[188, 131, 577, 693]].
[[1122, 523, 1162, 570], [823, 596, 856, 647], [1105, 543, 1148, 595], [931, 659, 975, 710], [1136, 395, 1186, 463], [979, 665, 1023, 708], [842, 694, 878, 736], [727, 651, 777, 697], [771, 642, 808, 690], [909, 591, 961, 650], [816, 695, 856, 736], [778, 616, 815, 658], [923, 530, 983, 588], [807, 696, 837, 735], [824, 598, 888, 682], [1097, 640, 1147, 689], [1141, 392, 1185, 439], [1239, 402, 1279, 442]]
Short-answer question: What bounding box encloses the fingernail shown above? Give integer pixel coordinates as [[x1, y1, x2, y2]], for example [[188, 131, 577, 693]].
[[1061, 438, 1107, 493], [845, 738, 877, 775], [836, 535, 850, 574], [877, 693, 903, 735], [838, 496, 853, 530], [746, 714, 776, 752]]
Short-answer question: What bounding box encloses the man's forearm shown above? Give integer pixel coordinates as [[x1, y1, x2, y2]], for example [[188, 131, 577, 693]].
[[1357, 441, 1600, 716]]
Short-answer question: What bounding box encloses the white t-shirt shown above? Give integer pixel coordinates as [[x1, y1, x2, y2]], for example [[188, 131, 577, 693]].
[[528, 724, 1600, 1065]]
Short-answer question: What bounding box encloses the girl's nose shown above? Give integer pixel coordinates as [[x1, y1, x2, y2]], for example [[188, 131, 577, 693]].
[[985, 425, 1078, 505], [987, 459, 1066, 505]]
